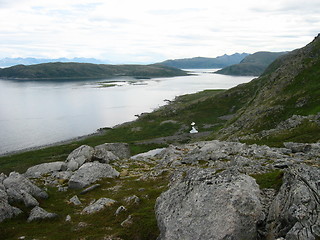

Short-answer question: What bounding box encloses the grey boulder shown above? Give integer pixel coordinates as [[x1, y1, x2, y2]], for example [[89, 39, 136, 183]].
[[93, 144, 119, 163], [267, 164, 320, 240], [24, 161, 66, 178], [3, 172, 48, 204], [27, 206, 58, 222], [81, 197, 116, 214], [94, 143, 130, 160], [68, 162, 120, 189], [0, 189, 22, 223], [156, 168, 263, 240], [66, 145, 94, 171]]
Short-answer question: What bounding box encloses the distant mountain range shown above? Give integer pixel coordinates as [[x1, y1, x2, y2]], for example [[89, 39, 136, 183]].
[[0, 62, 187, 80], [215, 51, 288, 76], [0, 57, 106, 68], [158, 53, 249, 69]]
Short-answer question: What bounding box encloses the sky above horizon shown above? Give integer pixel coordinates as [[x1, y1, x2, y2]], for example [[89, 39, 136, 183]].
[[0, 0, 319, 64]]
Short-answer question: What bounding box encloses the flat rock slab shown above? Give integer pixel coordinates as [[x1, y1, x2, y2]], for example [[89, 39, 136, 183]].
[[68, 162, 120, 189], [24, 161, 66, 178], [156, 168, 263, 240], [81, 198, 116, 214]]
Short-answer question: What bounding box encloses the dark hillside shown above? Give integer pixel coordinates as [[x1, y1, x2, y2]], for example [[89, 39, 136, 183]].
[[0, 62, 187, 80], [215, 51, 287, 76], [159, 53, 249, 69]]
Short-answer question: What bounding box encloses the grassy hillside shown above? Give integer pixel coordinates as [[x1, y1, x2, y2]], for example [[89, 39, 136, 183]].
[[159, 53, 248, 69], [217, 35, 320, 144], [0, 62, 187, 79], [1, 35, 320, 175], [215, 51, 287, 76]]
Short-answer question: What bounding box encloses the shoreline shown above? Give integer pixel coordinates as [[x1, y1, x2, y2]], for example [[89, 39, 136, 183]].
[[0, 129, 106, 157]]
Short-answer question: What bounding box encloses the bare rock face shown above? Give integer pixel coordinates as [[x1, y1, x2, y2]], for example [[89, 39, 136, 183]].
[[94, 143, 130, 160], [24, 161, 66, 178], [155, 168, 263, 240], [27, 206, 58, 222], [68, 162, 120, 189], [266, 164, 320, 240], [66, 145, 94, 171]]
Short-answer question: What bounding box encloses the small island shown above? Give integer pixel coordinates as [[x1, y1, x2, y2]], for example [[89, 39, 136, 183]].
[[0, 62, 188, 80]]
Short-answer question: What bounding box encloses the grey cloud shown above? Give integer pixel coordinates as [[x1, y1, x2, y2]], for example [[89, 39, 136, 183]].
[[149, 8, 205, 16]]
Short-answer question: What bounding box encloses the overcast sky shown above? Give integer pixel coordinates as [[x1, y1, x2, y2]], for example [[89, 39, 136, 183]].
[[0, 0, 319, 63]]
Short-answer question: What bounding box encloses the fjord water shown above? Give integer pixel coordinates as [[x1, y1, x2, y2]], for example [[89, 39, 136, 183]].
[[0, 69, 254, 155]]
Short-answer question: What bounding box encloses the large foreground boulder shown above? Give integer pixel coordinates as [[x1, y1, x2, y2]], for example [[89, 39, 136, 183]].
[[266, 164, 320, 240], [68, 162, 120, 189], [156, 168, 263, 240]]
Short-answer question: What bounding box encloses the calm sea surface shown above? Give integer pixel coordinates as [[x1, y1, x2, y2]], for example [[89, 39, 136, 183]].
[[0, 69, 254, 155]]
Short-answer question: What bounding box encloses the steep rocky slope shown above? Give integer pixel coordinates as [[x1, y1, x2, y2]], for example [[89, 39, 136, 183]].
[[217, 34, 320, 143]]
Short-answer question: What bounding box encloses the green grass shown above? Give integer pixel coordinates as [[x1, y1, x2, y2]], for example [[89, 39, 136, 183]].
[[0, 163, 169, 240], [251, 170, 284, 191]]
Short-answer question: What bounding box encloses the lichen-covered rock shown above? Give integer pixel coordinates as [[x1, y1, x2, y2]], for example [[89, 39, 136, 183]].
[[68, 162, 119, 189], [3, 172, 48, 204], [94, 143, 130, 160], [81, 198, 116, 214], [27, 206, 58, 222], [266, 164, 320, 240], [66, 145, 94, 171], [24, 161, 66, 178], [156, 168, 263, 240]]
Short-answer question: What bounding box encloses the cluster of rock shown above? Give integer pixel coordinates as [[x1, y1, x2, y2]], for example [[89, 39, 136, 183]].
[[0, 143, 129, 223], [1, 139, 319, 240], [130, 140, 320, 240]]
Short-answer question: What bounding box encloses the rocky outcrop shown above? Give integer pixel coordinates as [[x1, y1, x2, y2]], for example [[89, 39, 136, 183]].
[[27, 206, 58, 222], [66, 145, 94, 171], [81, 198, 117, 214], [24, 161, 66, 178], [156, 168, 263, 240], [68, 162, 120, 189], [266, 164, 320, 240]]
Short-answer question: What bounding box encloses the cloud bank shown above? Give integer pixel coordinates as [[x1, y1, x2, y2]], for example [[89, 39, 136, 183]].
[[0, 0, 319, 63]]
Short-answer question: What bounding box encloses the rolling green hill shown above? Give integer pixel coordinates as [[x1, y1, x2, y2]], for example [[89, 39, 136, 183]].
[[159, 53, 249, 69], [0, 62, 187, 80], [215, 51, 287, 76]]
